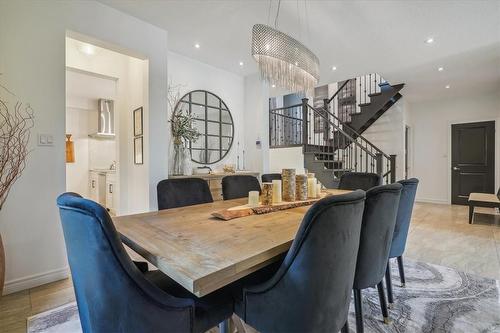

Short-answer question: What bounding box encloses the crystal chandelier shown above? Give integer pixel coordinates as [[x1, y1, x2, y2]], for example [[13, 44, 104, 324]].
[[251, 2, 319, 93]]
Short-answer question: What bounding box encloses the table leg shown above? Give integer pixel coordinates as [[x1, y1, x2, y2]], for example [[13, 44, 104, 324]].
[[468, 205, 474, 224]]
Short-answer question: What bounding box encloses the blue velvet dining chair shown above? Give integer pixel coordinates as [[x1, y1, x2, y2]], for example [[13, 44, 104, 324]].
[[57, 192, 233, 333], [222, 175, 261, 200], [338, 172, 382, 191], [385, 178, 419, 307], [351, 183, 402, 333], [157, 178, 213, 210], [233, 190, 366, 333]]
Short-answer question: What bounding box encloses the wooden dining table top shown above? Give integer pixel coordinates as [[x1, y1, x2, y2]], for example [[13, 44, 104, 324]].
[[113, 189, 352, 297]]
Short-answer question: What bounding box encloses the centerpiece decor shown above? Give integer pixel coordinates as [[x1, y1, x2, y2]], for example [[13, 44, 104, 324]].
[[251, 0, 319, 92], [0, 78, 35, 294], [295, 174, 308, 201], [168, 82, 200, 175], [282, 169, 296, 201], [261, 183, 273, 206]]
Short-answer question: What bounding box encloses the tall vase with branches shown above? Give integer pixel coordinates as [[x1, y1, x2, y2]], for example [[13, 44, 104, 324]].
[[0, 78, 35, 294], [168, 82, 200, 175]]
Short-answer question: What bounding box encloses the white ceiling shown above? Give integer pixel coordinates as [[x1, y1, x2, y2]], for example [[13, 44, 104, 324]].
[[99, 0, 500, 102]]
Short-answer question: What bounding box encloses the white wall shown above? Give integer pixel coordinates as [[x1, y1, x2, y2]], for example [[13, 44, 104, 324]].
[[167, 52, 245, 172], [362, 99, 407, 181], [407, 91, 500, 203], [269, 147, 305, 174], [0, 0, 168, 294]]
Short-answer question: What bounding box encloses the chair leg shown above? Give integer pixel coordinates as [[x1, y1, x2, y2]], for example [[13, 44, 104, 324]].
[[397, 256, 406, 287], [353, 289, 364, 333], [376, 282, 391, 324], [469, 205, 474, 224], [341, 319, 349, 333], [385, 261, 394, 308], [219, 319, 230, 333]]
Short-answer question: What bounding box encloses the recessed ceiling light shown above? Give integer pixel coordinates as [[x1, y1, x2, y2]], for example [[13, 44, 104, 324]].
[[438, 67, 444, 71], [331, 66, 337, 71], [271, 84, 276, 88], [445, 85, 450, 89], [239, 61, 244, 66], [425, 37, 434, 44], [194, 43, 200, 49]]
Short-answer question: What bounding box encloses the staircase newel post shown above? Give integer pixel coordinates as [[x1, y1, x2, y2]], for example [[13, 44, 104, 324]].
[[375, 153, 383, 179], [302, 98, 309, 152], [390, 154, 397, 183]]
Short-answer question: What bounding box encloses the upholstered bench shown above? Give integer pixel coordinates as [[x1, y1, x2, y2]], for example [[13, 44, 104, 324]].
[[468, 190, 500, 224]]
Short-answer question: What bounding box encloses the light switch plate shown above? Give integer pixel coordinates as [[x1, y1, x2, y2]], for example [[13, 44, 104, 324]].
[[38, 134, 54, 146]]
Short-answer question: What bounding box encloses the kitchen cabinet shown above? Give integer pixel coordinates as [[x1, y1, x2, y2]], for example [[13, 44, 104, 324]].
[[89, 171, 106, 206]]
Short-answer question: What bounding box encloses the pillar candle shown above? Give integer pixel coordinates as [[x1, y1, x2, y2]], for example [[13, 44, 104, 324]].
[[316, 182, 322, 197], [248, 191, 259, 207], [272, 180, 282, 204], [295, 174, 308, 201], [307, 177, 317, 198]]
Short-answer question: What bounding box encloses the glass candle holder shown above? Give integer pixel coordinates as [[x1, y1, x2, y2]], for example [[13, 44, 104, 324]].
[[248, 191, 260, 207], [262, 183, 273, 206]]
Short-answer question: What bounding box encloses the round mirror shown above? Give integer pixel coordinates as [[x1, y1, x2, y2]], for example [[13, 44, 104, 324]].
[[175, 90, 234, 164]]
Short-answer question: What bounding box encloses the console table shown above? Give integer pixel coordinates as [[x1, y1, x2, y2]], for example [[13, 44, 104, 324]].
[[169, 171, 260, 201]]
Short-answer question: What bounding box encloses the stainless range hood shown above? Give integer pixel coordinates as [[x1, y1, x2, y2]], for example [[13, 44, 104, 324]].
[[89, 99, 115, 139]]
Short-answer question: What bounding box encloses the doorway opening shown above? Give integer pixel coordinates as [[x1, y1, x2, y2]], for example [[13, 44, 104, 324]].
[[451, 121, 495, 205], [65, 34, 149, 215]]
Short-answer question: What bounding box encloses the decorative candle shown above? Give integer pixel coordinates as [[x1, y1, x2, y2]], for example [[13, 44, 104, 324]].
[[307, 172, 315, 179], [316, 182, 322, 197], [248, 191, 259, 207], [307, 177, 317, 198], [262, 183, 273, 206], [272, 180, 282, 204], [282, 169, 296, 202], [295, 174, 308, 201]]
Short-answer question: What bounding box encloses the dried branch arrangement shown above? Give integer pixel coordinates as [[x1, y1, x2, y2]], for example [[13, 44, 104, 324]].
[[167, 80, 200, 145], [0, 80, 35, 210]]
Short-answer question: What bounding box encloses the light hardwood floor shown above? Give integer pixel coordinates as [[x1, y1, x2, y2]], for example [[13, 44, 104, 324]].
[[1, 202, 499, 333]]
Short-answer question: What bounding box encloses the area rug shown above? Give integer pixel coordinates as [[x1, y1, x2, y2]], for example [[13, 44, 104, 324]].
[[27, 260, 500, 333]]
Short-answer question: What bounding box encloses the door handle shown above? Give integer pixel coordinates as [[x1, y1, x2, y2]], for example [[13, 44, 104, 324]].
[[453, 166, 460, 171]]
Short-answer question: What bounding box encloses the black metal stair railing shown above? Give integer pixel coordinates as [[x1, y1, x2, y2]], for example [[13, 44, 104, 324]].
[[268, 73, 397, 184], [302, 101, 396, 184]]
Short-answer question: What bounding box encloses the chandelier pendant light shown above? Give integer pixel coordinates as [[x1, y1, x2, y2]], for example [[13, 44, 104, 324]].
[[251, 1, 319, 93]]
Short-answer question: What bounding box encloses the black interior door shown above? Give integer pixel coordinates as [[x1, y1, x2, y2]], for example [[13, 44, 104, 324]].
[[451, 121, 495, 205]]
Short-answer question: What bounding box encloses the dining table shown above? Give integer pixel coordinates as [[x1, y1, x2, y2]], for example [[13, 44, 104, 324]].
[[113, 189, 352, 298]]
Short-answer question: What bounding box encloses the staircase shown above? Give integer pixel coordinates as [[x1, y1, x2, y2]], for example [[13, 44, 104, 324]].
[[269, 73, 403, 188]]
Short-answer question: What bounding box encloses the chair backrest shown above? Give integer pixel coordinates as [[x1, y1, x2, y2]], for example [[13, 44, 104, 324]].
[[242, 190, 366, 333], [353, 183, 402, 289], [389, 178, 419, 258], [261, 173, 282, 183], [222, 175, 261, 200], [57, 193, 194, 333], [157, 178, 213, 210], [338, 172, 382, 191]]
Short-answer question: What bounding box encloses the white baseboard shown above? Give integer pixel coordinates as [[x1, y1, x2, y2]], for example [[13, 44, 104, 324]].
[[3, 266, 69, 295], [416, 197, 449, 205]]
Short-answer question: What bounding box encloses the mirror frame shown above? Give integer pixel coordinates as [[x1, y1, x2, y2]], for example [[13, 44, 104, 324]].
[[175, 90, 235, 165]]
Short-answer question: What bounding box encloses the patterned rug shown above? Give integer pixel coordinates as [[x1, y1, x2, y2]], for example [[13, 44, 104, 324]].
[[27, 260, 500, 333]]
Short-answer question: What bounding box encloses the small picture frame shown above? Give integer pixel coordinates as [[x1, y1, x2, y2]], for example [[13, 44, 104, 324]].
[[133, 107, 143, 136], [134, 136, 143, 165]]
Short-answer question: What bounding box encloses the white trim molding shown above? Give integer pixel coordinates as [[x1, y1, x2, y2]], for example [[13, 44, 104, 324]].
[[416, 197, 449, 205], [3, 266, 69, 295]]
